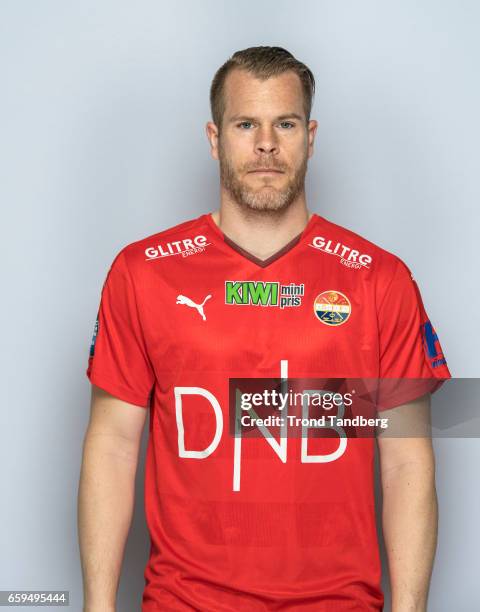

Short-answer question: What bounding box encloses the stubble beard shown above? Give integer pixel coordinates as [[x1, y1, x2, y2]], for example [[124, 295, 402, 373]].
[[218, 140, 308, 214]]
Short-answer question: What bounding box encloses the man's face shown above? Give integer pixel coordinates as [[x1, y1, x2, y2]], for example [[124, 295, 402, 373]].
[[207, 69, 318, 213]]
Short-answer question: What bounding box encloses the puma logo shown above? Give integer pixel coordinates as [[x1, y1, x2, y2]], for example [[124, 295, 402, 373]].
[[176, 294, 212, 321]]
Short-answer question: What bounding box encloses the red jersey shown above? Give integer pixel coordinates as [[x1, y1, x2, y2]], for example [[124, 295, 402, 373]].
[[86, 211, 451, 611]]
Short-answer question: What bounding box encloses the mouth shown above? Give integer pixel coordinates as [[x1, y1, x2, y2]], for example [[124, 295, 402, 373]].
[[248, 169, 284, 174]]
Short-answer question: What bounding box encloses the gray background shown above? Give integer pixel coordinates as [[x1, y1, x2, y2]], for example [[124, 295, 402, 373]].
[[1, 0, 478, 610]]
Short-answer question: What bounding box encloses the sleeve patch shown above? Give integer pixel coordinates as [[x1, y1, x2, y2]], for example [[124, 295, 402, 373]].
[[89, 316, 99, 357], [421, 320, 447, 368]]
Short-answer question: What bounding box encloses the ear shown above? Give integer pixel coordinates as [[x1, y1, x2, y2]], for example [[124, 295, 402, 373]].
[[307, 119, 318, 159], [205, 121, 220, 161]]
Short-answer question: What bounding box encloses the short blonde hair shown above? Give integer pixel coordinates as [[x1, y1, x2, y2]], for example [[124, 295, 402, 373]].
[[210, 46, 315, 132]]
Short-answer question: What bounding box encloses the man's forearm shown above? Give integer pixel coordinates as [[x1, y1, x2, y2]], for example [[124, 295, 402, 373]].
[[78, 431, 139, 611], [381, 460, 438, 612]]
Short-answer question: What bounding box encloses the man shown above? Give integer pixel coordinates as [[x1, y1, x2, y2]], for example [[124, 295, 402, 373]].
[[78, 46, 451, 611]]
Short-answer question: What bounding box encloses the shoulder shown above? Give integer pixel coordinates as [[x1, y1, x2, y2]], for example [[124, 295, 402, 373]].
[[110, 213, 210, 272], [312, 214, 413, 281]]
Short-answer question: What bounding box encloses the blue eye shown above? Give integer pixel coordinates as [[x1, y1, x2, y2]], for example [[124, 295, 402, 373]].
[[236, 121, 295, 129]]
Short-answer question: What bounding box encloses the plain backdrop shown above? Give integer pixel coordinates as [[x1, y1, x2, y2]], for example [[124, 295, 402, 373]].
[[1, 1, 478, 610]]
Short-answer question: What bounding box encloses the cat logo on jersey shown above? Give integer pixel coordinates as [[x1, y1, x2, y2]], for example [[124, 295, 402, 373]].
[[314, 291, 351, 326]]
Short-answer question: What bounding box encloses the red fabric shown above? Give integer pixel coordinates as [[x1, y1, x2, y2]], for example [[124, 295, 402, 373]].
[[86, 212, 451, 611]]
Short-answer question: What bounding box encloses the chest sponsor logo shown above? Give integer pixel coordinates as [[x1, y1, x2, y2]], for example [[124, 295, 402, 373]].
[[145, 234, 210, 261], [225, 281, 304, 308], [314, 290, 352, 325], [309, 236, 372, 269], [176, 293, 211, 321], [174, 360, 350, 491]]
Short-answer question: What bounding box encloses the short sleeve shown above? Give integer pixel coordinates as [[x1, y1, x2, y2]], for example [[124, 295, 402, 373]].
[[86, 249, 155, 407], [376, 257, 451, 409]]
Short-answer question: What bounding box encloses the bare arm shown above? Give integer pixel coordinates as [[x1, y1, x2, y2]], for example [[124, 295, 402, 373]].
[[78, 385, 148, 612], [377, 393, 437, 612]]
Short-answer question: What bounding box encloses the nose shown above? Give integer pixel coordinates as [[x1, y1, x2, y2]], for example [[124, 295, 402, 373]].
[[254, 125, 279, 156]]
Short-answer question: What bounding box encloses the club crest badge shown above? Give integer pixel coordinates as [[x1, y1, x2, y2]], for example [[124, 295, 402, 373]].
[[313, 290, 351, 326]]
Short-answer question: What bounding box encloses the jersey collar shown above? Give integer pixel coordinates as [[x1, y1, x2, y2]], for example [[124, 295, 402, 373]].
[[203, 211, 318, 269]]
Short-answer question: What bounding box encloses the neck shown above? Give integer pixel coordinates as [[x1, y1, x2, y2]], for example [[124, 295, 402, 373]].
[[211, 194, 312, 261]]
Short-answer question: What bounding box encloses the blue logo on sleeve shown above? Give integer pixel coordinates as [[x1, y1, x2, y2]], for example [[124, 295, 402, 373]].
[[421, 320, 447, 368]]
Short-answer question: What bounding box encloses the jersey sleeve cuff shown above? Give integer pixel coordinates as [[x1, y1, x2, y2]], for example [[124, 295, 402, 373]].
[[86, 368, 151, 408]]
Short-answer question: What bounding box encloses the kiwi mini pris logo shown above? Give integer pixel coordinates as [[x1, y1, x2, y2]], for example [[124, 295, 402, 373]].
[[225, 281, 304, 309]]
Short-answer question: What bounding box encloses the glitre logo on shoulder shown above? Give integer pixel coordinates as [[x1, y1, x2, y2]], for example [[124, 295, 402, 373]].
[[225, 281, 304, 309], [309, 236, 372, 270], [145, 234, 210, 261]]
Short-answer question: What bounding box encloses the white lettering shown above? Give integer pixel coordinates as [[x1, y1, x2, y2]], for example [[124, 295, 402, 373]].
[[174, 387, 223, 459], [310, 236, 372, 269], [145, 234, 209, 260], [174, 361, 351, 491]]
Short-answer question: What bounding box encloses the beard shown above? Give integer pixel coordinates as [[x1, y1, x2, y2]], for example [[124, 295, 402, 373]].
[[218, 142, 308, 213]]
